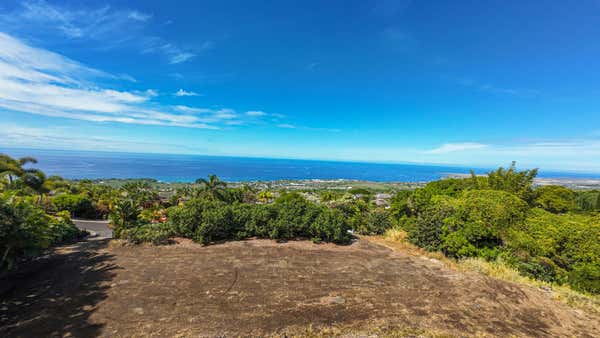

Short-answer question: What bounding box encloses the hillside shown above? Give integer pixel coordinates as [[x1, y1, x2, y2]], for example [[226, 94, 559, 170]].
[[1, 236, 598, 337]]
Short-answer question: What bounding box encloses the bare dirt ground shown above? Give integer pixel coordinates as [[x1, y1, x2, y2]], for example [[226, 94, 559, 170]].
[[1, 237, 598, 337]]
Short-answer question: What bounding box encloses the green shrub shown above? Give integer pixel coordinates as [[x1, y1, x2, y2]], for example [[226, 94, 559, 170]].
[[166, 199, 222, 237], [310, 208, 351, 243], [569, 263, 600, 294], [534, 185, 577, 213], [245, 204, 278, 238], [268, 195, 321, 239], [407, 196, 455, 251], [1, 196, 82, 270], [505, 209, 600, 292], [49, 211, 82, 243], [516, 256, 566, 284], [576, 190, 600, 211], [423, 178, 474, 197], [121, 223, 173, 245], [486, 162, 538, 204], [354, 209, 392, 235], [109, 199, 143, 238], [441, 190, 527, 259], [52, 193, 96, 218], [193, 204, 249, 244]]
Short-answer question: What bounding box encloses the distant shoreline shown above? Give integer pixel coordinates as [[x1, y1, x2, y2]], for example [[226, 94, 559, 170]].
[[3, 147, 600, 183], [75, 176, 600, 190]]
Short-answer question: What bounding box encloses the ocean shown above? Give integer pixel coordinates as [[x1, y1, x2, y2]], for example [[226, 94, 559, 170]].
[[2, 148, 600, 182]]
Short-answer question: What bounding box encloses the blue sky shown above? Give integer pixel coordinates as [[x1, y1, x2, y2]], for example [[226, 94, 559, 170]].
[[1, 0, 600, 171]]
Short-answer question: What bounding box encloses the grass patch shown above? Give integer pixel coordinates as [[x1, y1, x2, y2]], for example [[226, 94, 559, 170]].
[[279, 323, 471, 338], [457, 257, 600, 315]]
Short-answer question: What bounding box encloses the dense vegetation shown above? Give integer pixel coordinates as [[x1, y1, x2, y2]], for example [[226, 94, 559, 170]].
[[0, 155, 84, 270], [2, 154, 599, 295], [391, 163, 600, 294]]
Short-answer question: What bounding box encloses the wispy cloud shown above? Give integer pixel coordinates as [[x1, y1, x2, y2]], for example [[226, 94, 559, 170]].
[[169, 52, 195, 64], [0, 1, 202, 64], [417, 139, 600, 171], [174, 89, 200, 97], [0, 33, 272, 129], [276, 122, 340, 132], [0, 124, 208, 154], [277, 123, 296, 129], [305, 62, 320, 71], [128, 11, 152, 22], [456, 77, 541, 98], [246, 111, 267, 117], [425, 142, 488, 154]]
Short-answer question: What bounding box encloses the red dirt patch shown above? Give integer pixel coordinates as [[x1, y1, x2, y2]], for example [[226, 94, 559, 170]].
[[1, 238, 598, 337]]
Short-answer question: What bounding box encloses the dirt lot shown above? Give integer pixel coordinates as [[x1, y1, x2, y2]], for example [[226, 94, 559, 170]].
[[1, 237, 598, 337]]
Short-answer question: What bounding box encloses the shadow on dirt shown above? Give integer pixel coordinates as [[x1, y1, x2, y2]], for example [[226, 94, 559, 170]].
[[0, 239, 117, 338]]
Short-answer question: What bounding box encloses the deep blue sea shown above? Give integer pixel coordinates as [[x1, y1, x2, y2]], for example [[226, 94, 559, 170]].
[[2, 148, 600, 182]]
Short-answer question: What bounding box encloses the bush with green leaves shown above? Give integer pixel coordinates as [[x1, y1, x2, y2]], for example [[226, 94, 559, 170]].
[[109, 198, 142, 238], [52, 193, 97, 218], [485, 161, 538, 204], [576, 190, 600, 211], [1, 196, 82, 270], [166, 198, 221, 237], [568, 263, 600, 294], [310, 208, 351, 243], [505, 208, 600, 292], [353, 209, 392, 235], [442, 190, 528, 259], [120, 222, 173, 245], [193, 203, 250, 244], [267, 194, 322, 239], [406, 196, 456, 251], [534, 185, 577, 213], [160, 194, 354, 245], [423, 177, 475, 197]]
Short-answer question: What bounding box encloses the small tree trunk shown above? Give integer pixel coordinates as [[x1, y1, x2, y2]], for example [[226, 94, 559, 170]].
[[1, 246, 10, 269]]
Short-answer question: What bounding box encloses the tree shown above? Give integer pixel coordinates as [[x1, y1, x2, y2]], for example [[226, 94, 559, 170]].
[[442, 190, 528, 259], [195, 174, 227, 200], [109, 199, 142, 238], [121, 181, 158, 207], [21, 170, 51, 204], [0, 154, 38, 185], [320, 191, 336, 203], [487, 161, 538, 203], [534, 185, 577, 213]]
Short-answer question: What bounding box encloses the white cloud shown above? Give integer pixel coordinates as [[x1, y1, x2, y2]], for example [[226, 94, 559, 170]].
[[455, 77, 540, 98], [0, 33, 269, 130], [175, 89, 200, 97], [213, 109, 237, 120], [128, 11, 152, 22], [169, 52, 196, 64], [246, 110, 267, 116], [425, 142, 488, 154], [144, 89, 158, 97], [0, 124, 208, 154], [174, 105, 212, 114], [278, 123, 296, 129], [0, 1, 199, 64]]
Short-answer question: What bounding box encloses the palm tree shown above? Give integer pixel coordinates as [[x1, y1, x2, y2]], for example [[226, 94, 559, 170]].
[[195, 174, 227, 200], [0, 155, 38, 185], [21, 170, 51, 204]]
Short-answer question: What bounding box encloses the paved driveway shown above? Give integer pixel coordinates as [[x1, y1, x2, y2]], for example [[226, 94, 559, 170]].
[[73, 219, 112, 238]]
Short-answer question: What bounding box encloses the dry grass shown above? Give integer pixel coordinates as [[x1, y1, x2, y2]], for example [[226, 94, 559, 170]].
[[365, 228, 600, 316], [457, 256, 600, 315], [278, 323, 483, 338]]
